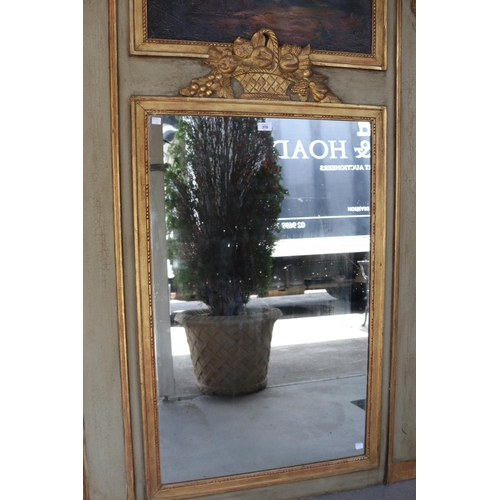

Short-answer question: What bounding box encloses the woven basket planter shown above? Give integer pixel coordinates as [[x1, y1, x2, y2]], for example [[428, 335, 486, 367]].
[[175, 307, 282, 396]]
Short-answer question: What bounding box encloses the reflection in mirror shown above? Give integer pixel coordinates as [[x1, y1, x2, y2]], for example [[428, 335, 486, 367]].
[[149, 114, 372, 483]]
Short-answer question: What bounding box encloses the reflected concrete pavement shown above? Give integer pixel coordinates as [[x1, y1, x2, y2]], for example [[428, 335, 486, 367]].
[[159, 290, 370, 483]]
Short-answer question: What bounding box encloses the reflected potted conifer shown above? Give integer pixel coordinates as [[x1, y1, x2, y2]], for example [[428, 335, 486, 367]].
[[165, 115, 287, 396]]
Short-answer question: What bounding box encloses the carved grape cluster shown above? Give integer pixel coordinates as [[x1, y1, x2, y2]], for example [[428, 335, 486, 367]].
[[184, 73, 225, 98], [291, 80, 309, 99]]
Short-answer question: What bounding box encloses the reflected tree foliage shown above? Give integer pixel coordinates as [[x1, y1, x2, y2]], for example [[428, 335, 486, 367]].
[[165, 116, 288, 316]]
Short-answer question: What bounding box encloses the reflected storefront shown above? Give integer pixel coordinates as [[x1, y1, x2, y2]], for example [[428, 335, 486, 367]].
[[155, 113, 370, 481]]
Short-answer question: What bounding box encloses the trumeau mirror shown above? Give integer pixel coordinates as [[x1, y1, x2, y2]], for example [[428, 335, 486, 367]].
[[132, 30, 386, 500]]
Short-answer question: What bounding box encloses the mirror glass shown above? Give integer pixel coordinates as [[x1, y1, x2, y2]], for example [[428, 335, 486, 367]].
[[148, 114, 372, 483]]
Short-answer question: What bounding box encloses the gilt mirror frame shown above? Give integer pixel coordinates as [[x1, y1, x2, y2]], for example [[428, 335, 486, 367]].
[[130, 0, 387, 70], [132, 94, 386, 499]]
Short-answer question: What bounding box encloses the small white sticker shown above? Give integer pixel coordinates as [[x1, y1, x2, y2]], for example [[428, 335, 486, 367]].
[[151, 117, 162, 125], [258, 122, 272, 131], [355, 442, 364, 450]]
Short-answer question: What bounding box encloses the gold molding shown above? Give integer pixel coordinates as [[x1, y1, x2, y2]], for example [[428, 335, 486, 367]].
[[387, 0, 415, 476], [387, 460, 416, 483], [132, 96, 387, 499], [387, 0, 403, 475], [109, 0, 135, 498], [130, 0, 387, 70]]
